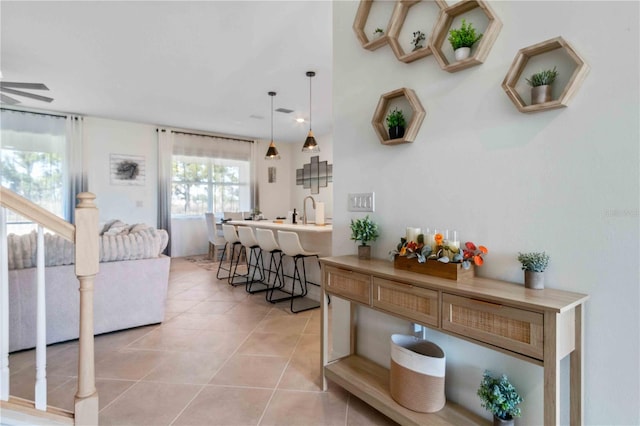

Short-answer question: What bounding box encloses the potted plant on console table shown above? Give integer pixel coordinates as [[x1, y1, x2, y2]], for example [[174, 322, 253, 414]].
[[517, 251, 550, 289], [350, 215, 379, 260]]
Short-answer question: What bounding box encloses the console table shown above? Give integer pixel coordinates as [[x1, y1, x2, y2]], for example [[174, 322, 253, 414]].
[[320, 255, 589, 425]]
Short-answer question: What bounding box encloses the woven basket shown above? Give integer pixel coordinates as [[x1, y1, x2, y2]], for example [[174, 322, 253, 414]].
[[389, 334, 446, 413]]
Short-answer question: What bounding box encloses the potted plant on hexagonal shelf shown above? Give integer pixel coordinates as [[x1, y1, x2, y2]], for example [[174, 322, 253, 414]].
[[350, 215, 379, 260], [386, 107, 406, 140], [517, 251, 550, 289], [477, 371, 522, 426], [373, 27, 384, 38], [526, 66, 558, 105], [412, 30, 426, 51], [448, 19, 483, 61]]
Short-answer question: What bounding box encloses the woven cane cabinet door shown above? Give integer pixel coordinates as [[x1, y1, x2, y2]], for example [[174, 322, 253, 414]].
[[442, 293, 544, 360], [325, 265, 371, 305], [372, 277, 439, 327]]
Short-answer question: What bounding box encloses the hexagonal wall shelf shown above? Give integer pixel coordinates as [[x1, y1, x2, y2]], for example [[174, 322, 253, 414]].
[[353, 0, 397, 51], [502, 36, 590, 113], [430, 0, 502, 73], [372, 88, 426, 145], [387, 0, 448, 64]]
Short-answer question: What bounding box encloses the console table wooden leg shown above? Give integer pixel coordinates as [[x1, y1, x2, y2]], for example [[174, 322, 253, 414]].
[[544, 311, 560, 425], [321, 286, 329, 391], [570, 304, 584, 425]]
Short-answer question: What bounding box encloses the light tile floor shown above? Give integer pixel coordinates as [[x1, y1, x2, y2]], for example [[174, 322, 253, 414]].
[[8, 257, 397, 426]]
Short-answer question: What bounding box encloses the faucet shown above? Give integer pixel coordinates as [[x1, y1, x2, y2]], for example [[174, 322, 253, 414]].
[[302, 196, 316, 225]]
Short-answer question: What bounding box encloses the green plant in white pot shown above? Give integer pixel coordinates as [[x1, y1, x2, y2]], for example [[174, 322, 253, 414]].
[[477, 371, 522, 426], [350, 215, 379, 260], [525, 66, 558, 105], [517, 251, 550, 289], [448, 19, 483, 61]]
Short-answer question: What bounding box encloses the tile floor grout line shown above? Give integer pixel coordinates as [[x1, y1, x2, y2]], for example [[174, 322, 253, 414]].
[[166, 383, 208, 426], [255, 313, 311, 426]]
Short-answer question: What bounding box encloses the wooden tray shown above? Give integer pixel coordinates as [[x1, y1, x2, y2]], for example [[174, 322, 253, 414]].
[[394, 255, 474, 281]]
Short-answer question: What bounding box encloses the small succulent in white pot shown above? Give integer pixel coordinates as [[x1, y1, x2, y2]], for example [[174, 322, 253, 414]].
[[517, 252, 550, 289]]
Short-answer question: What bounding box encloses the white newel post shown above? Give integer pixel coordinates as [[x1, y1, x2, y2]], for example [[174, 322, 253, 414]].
[[34, 225, 47, 410], [73, 192, 99, 426], [0, 207, 9, 401]]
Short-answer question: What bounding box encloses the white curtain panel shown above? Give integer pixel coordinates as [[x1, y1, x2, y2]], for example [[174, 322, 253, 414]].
[[65, 115, 84, 223], [157, 128, 173, 255]]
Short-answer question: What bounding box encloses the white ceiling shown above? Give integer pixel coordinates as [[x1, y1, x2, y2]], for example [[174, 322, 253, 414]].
[[0, 1, 333, 143]]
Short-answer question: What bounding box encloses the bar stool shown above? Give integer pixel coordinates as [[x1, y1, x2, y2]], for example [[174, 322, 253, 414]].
[[205, 212, 226, 261], [276, 230, 321, 313], [256, 228, 285, 300], [216, 224, 246, 286], [237, 226, 267, 293]]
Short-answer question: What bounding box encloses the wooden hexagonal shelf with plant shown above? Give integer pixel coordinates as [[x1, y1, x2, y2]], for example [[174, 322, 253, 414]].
[[502, 36, 590, 113], [387, 0, 448, 64], [353, 0, 397, 51], [430, 0, 502, 73], [372, 88, 426, 145]]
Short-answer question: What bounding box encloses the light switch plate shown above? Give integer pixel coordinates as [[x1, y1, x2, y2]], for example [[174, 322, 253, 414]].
[[348, 192, 375, 212]]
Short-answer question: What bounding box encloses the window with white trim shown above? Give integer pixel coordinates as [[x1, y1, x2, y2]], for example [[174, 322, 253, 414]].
[[170, 132, 253, 218]]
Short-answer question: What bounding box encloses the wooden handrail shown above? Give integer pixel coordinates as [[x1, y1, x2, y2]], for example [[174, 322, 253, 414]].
[[0, 187, 99, 425], [0, 186, 74, 242]]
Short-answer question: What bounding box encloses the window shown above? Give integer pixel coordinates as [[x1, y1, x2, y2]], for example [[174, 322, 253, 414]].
[[171, 155, 250, 216], [0, 109, 67, 233], [170, 132, 253, 218]]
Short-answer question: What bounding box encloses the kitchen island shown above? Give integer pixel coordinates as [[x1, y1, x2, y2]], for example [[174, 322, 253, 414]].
[[227, 220, 332, 305]]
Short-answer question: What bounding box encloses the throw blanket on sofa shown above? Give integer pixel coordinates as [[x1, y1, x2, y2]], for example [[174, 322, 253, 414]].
[[7, 221, 169, 270]]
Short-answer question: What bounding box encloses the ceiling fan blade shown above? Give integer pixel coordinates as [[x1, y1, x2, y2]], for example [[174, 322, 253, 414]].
[[0, 82, 49, 90], [0, 87, 53, 103], [0, 93, 20, 104]]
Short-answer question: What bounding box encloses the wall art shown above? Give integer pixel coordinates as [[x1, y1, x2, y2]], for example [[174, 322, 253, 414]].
[[110, 154, 145, 186], [296, 156, 333, 195]]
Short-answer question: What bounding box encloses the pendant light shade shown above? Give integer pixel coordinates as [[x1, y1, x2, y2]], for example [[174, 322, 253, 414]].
[[302, 71, 319, 152], [265, 91, 280, 160]]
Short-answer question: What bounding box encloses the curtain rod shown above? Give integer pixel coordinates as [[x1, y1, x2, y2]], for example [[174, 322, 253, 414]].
[[171, 129, 254, 143], [0, 106, 68, 119]]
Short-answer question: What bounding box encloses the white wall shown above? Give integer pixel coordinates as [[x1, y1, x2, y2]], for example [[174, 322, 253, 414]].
[[81, 116, 312, 257], [256, 138, 293, 220], [290, 132, 334, 222], [333, 1, 639, 425], [84, 116, 158, 227]]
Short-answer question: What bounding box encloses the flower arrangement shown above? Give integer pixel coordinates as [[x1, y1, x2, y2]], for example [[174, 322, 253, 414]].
[[477, 371, 522, 421], [390, 232, 487, 270]]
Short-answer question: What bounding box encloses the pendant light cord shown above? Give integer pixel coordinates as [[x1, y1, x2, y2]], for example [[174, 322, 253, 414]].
[[309, 74, 312, 131]]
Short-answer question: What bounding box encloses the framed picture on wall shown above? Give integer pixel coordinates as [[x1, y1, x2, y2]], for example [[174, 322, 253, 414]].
[[268, 167, 276, 183], [110, 154, 145, 186]]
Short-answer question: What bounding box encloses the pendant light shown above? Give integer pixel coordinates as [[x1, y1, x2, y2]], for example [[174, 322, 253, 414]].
[[265, 91, 280, 159], [302, 71, 319, 152]]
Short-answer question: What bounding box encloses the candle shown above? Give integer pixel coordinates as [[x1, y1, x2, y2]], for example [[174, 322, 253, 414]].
[[432, 228, 439, 250], [405, 227, 421, 243], [447, 230, 460, 258]]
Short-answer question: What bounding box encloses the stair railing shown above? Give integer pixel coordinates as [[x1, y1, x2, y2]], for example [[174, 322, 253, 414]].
[[0, 186, 99, 425]]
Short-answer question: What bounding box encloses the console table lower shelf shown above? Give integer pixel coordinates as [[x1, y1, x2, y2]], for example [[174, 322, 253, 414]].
[[324, 355, 488, 426]]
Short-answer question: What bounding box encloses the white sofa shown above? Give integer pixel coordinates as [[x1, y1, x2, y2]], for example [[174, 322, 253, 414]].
[[8, 222, 170, 352]]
